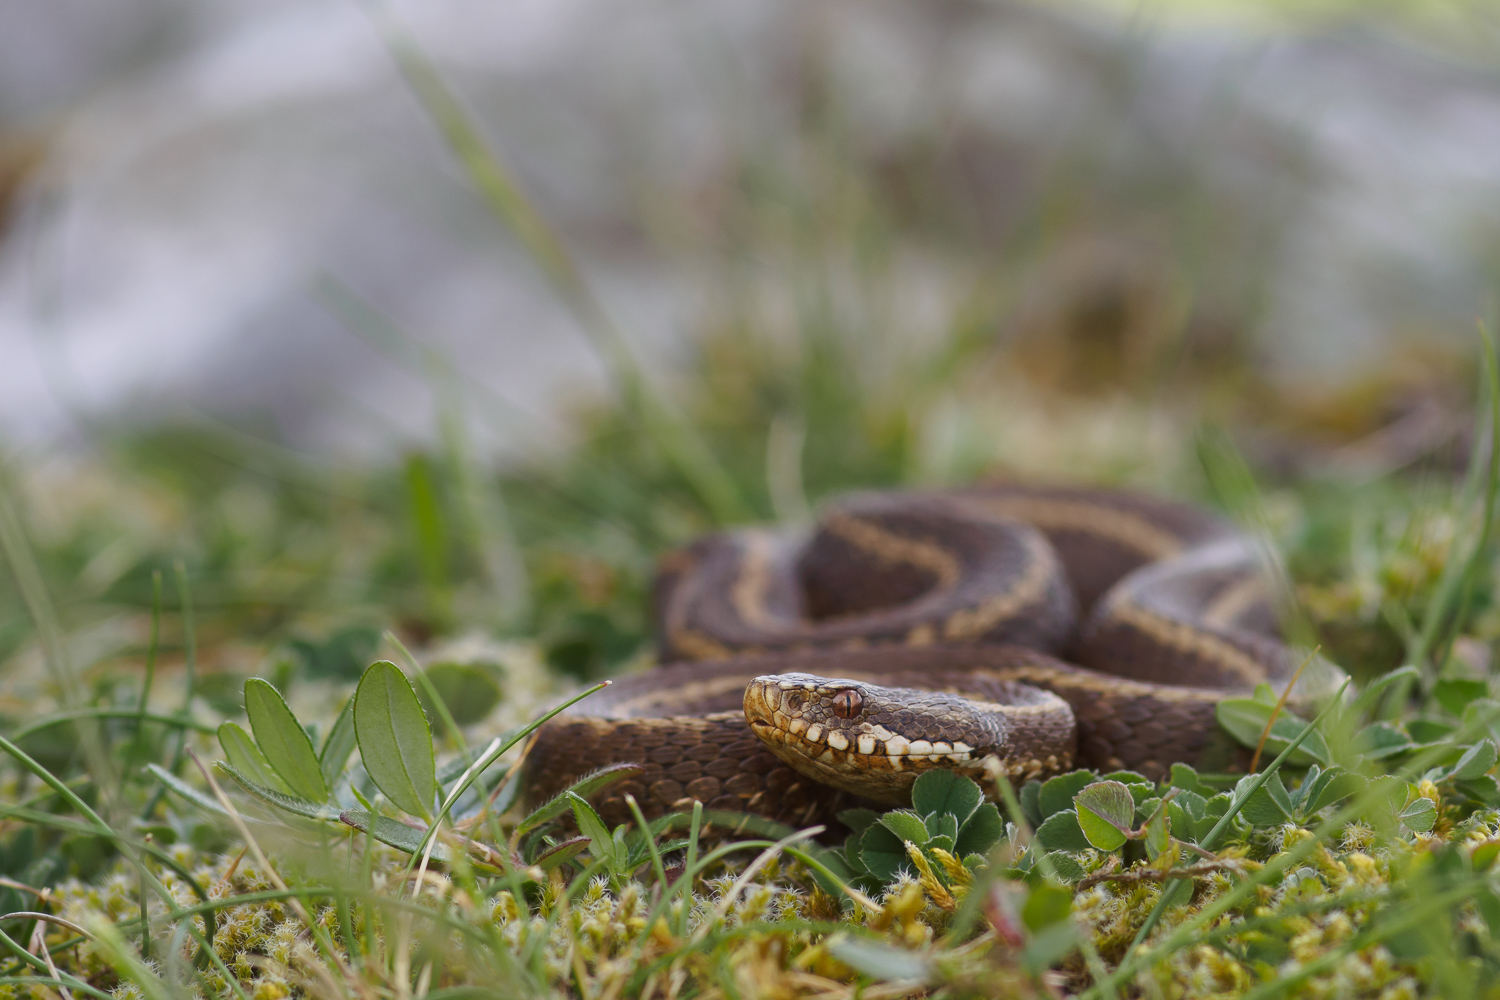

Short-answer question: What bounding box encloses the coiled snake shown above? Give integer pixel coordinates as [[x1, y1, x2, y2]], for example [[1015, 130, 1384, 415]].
[[524, 486, 1297, 828]]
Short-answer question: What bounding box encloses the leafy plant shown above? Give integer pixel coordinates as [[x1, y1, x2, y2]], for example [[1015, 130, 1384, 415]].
[[833, 770, 1003, 901], [194, 662, 647, 880], [563, 793, 691, 885], [1217, 683, 1332, 766]]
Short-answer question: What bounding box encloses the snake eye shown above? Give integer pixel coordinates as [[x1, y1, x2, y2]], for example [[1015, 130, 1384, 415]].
[[832, 689, 863, 719]]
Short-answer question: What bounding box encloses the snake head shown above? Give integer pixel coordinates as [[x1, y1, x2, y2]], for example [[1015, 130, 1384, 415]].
[[743, 671, 1068, 804]]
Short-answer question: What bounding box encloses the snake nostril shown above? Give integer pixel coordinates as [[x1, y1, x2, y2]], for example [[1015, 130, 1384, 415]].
[[784, 691, 804, 712], [832, 689, 863, 719]]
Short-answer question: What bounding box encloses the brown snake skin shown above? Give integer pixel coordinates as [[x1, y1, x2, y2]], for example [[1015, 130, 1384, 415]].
[[523, 486, 1297, 829]]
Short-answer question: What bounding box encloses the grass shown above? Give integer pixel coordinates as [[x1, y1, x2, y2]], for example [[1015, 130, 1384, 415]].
[[5, 6, 1500, 998]]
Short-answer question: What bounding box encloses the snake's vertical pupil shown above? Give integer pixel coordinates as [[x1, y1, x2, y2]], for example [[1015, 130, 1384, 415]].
[[833, 689, 862, 719]]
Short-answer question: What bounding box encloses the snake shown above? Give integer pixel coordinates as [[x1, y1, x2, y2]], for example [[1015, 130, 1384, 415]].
[[523, 486, 1300, 829]]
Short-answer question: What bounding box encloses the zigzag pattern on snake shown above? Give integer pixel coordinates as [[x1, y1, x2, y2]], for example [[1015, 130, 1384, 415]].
[[523, 485, 1298, 829]]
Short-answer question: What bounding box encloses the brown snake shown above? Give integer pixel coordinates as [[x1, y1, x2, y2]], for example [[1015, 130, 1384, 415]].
[[523, 486, 1299, 829]]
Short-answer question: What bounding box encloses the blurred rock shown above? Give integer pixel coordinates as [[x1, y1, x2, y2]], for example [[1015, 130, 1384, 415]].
[[0, 0, 1497, 457]]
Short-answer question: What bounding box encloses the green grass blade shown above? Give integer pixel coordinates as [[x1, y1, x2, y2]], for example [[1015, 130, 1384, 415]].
[[366, 8, 749, 524]]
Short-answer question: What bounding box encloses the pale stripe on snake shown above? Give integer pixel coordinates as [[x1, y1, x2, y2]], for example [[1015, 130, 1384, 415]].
[[523, 486, 1304, 829]]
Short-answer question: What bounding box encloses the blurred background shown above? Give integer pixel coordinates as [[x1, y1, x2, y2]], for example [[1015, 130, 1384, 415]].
[[2, 0, 1499, 718]]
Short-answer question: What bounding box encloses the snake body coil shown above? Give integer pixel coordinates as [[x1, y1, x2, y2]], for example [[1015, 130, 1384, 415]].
[[524, 486, 1297, 828]]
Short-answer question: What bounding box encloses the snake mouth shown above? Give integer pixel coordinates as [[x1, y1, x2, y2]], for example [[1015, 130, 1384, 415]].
[[741, 671, 1076, 803], [742, 672, 1013, 802]]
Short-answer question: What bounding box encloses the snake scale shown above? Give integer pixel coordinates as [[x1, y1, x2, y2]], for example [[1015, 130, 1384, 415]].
[[523, 486, 1298, 829]]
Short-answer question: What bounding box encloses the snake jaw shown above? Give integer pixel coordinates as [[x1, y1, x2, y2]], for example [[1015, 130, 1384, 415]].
[[743, 672, 1027, 804]]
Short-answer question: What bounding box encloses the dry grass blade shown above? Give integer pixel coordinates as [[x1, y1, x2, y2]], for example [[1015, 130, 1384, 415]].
[[27, 919, 77, 1000], [7, 913, 91, 939], [1249, 645, 1317, 773], [0, 879, 47, 900]]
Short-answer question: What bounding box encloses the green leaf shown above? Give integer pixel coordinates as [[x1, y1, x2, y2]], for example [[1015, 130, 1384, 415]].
[[1022, 922, 1079, 974], [810, 845, 864, 897], [1203, 792, 1235, 826], [1365, 775, 1409, 816], [1303, 768, 1365, 815], [1170, 788, 1206, 822], [923, 812, 958, 845], [954, 802, 1003, 857], [1435, 678, 1489, 717], [1479, 889, 1500, 936], [1075, 810, 1128, 853], [1473, 841, 1500, 871], [1457, 775, 1500, 806], [840, 836, 869, 876], [1399, 796, 1437, 834], [611, 826, 631, 871], [1100, 770, 1152, 787], [1143, 800, 1170, 858], [859, 823, 915, 883], [353, 660, 436, 819], [1169, 763, 1216, 798], [1021, 884, 1072, 932], [418, 661, 504, 726], [215, 761, 340, 821], [218, 722, 289, 795], [1019, 780, 1043, 828], [1038, 770, 1099, 819], [1034, 809, 1091, 853], [319, 696, 358, 790], [339, 808, 454, 862], [288, 626, 379, 681], [1164, 797, 1196, 846], [632, 837, 691, 870], [1448, 740, 1497, 782], [1465, 698, 1500, 729], [1040, 851, 1086, 884], [827, 936, 934, 984], [876, 810, 930, 846], [1353, 722, 1415, 760], [1073, 782, 1133, 852], [513, 763, 644, 838], [1407, 719, 1456, 743], [1216, 698, 1329, 765], [1126, 784, 1158, 810], [566, 792, 616, 868], [1235, 772, 1293, 827], [910, 770, 982, 826], [145, 763, 230, 817], [837, 808, 881, 836], [533, 836, 589, 873], [1289, 763, 1321, 810], [244, 678, 329, 803]]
